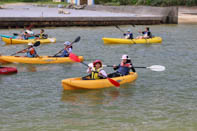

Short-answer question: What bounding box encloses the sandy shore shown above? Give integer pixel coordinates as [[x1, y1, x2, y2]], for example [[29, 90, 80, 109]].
[[179, 6, 197, 24]]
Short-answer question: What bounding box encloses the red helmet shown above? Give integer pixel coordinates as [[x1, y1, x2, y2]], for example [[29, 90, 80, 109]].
[[93, 60, 102, 67]]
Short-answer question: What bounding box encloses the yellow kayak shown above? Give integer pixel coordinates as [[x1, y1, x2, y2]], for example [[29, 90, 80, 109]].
[[102, 37, 162, 44], [0, 56, 84, 64], [1, 37, 56, 45], [62, 72, 138, 90]]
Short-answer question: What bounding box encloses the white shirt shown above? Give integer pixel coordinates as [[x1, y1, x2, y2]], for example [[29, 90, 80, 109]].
[[26, 30, 34, 35], [67, 48, 72, 53]]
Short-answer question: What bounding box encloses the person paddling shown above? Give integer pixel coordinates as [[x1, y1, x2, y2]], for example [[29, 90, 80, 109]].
[[82, 60, 107, 80], [36, 29, 48, 39], [20, 31, 30, 40], [26, 28, 34, 37], [123, 29, 133, 39], [108, 54, 136, 78], [136, 27, 152, 39], [20, 43, 38, 57], [56, 41, 72, 57]]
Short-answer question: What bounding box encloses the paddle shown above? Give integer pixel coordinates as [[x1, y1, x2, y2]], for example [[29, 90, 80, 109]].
[[115, 25, 136, 44], [27, 24, 34, 30], [131, 24, 135, 27], [11, 41, 40, 56], [130, 24, 138, 32], [13, 24, 34, 36], [103, 65, 165, 72], [13, 33, 19, 36], [69, 53, 120, 87], [115, 25, 125, 33], [116, 25, 137, 34], [53, 36, 81, 57]]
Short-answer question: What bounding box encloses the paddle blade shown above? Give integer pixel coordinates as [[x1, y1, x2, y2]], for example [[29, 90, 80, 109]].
[[115, 25, 120, 30], [73, 36, 80, 43], [147, 65, 166, 71], [34, 41, 40, 47], [13, 33, 18, 36], [69, 53, 81, 62], [107, 78, 120, 87]]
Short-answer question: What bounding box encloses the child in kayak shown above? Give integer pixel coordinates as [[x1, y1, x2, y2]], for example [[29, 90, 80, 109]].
[[36, 29, 48, 39], [123, 29, 133, 39], [108, 54, 136, 78], [19, 31, 30, 40], [82, 60, 107, 80], [136, 27, 152, 39], [20, 43, 38, 57], [26, 28, 34, 37], [55, 41, 72, 57]]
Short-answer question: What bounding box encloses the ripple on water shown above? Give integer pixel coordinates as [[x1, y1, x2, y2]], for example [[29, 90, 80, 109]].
[[0, 25, 197, 130]]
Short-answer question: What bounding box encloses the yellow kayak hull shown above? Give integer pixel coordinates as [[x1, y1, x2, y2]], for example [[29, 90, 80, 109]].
[[62, 72, 138, 90], [1, 37, 56, 45], [102, 37, 162, 44], [0, 56, 84, 64]]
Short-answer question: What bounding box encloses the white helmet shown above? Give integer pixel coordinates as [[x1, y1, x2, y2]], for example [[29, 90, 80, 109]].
[[28, 43, 33, 46], [121, 54, 130, 59], [64, 41, 71, 46]]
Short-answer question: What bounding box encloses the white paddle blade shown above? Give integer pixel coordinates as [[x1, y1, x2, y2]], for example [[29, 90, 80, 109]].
[[147, 65, 166, 71]]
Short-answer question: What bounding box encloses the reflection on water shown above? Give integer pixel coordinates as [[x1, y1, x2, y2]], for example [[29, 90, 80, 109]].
[[61, 89, 120, 106], [61, 83, 135, 106], [23, 65, 37, 72], [8, 64, 67, 73]]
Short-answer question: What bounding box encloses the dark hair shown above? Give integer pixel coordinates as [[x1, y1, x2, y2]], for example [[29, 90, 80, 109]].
[[41, 29, 44, 32], [146, 27, 150, 31], [126, 59, 131, 63]]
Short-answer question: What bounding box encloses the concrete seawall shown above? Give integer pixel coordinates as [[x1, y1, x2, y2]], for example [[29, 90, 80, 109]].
[[85, 5, 178, 24], [0, 17, 163, 28], [0, 4, 178, 28]]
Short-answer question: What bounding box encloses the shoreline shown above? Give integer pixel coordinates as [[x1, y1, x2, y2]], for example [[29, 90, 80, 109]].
[[2, 3, 197, 28]]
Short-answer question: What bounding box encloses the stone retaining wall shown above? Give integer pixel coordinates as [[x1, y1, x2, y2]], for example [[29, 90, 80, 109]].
[[0, 17, 162, 28], [0, 5, 178, 28], [85, 5, 178, 24]]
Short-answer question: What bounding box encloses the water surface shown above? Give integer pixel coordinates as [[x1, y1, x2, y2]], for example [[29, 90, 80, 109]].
[[0, 24, 197, 131]]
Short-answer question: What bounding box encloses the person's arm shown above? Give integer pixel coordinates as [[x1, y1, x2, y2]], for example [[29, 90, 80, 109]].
[[68, 48, 72, 53], [148, 32, 152, 38], [99, 70, 108, 78], [64, 48, 69, 54], [113, 64, 120, 70], [142, 31, 146, 35], [87, 67, 92, 74], [130, 63, 136, 72], [130, 67, 136, 72], [20, 49, 28, 53]]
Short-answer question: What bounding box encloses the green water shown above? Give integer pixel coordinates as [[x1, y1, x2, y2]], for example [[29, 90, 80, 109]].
[[0, 25, 197, 131]]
